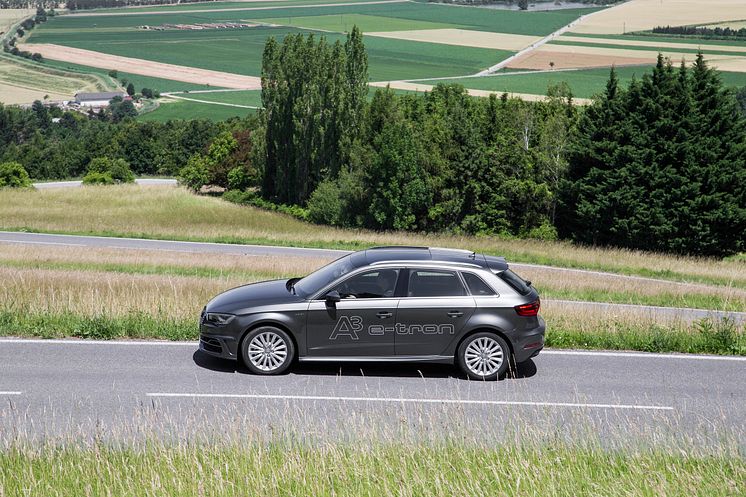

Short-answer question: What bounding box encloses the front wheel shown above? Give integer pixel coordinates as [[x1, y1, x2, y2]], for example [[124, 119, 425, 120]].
[[241, 326, 295, 375], [457, 332, 510, 381]]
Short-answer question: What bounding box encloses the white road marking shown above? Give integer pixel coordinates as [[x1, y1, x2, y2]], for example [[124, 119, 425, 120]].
[[146, 392, 674, 411], [0, 240, 82, 247], [0, 392, 22, 395]]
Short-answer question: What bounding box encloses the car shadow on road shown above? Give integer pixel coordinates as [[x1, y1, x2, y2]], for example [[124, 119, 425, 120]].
[[193, 350, 537, 380]]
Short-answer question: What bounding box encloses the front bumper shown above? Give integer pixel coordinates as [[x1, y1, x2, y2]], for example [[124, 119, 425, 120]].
[[199, 329, 239, 360]]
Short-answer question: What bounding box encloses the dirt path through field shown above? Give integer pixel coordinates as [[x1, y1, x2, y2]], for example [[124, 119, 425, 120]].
[[18, 44, 262, 89]]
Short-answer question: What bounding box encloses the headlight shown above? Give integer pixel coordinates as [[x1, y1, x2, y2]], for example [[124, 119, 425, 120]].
[[205, 313, 235, 326]]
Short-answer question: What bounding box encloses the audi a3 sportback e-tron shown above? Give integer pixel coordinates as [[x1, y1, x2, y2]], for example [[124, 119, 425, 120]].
[[199, 246, 544, 380]]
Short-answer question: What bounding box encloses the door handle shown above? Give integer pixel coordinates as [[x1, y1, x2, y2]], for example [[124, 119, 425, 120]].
[[447, 310, 463, 318], [376, 311, 393, 319]]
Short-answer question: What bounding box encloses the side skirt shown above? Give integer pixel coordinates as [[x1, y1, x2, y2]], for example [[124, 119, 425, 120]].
[[299, 355, 454, 365]]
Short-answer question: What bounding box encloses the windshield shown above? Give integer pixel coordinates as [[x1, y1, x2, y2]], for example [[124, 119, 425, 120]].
[[293, 255, 355, 298]]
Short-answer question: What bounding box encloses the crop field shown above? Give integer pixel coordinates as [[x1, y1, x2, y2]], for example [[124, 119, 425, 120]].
[[139, 98, 256, 121], [1, 185, 744, 288], [168, 89, 262, 105], [0, 56, 115, 103], [42, 58, 221, 92], [570, 0, 746, 35], [26, 23, 513, 82]]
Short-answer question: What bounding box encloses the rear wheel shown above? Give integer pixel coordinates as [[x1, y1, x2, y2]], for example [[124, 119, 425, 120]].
[[241, 326, 295, 375], [457, 332, 510, 380]]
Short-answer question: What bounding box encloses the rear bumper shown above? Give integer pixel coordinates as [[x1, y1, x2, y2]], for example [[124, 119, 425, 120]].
[[512, 317, 546, 363]]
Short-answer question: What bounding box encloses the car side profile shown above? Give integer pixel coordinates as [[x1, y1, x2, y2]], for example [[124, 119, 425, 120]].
[[199, 246, 545, 380]]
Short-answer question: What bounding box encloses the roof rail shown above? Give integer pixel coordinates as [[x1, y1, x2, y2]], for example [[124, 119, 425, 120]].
[[367, 246, 429, 250]]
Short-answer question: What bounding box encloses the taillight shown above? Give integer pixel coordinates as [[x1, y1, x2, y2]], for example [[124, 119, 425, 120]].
[[514, 299, 540, 317]]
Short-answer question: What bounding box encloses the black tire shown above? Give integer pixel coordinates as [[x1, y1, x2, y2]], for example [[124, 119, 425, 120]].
[[240, 326, 295, 375], [457, 332, 510, 381]]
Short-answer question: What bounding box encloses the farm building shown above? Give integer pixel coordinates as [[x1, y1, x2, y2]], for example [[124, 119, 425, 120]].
[[73, 91, 128, 108]]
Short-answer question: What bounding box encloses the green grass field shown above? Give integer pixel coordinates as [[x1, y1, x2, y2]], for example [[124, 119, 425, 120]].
[[259, 12, 461, 32], [168, 89, 262, 105], [29, 24, 514, 81], [139, 98, 256, 121], [87, 0, 395, 14], [50, 2, 600, 36]]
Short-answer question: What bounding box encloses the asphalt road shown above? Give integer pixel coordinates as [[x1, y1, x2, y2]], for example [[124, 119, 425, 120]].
[[33, 178, 178, 189], [0, 339, 743, 445], [1, 231, 743, 323]]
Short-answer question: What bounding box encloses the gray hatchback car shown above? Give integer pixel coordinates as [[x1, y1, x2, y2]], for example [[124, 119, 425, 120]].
[[199, 246, 545, 380]]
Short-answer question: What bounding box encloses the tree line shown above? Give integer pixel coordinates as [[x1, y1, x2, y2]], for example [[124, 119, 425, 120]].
[[0, 102, 247, 179], [652, 25, 746, 40]]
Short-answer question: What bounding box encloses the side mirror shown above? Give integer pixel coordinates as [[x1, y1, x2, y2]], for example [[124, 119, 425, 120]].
[[325, 290, 341, 305]]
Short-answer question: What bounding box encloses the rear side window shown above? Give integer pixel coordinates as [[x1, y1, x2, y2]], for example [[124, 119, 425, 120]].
[[498, 269, 531, 296], [462, 272, 496, 296], [408, 270, 466, 297]]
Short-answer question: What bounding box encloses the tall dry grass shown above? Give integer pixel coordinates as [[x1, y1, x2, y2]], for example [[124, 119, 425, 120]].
[[1, 185, 744, 286]]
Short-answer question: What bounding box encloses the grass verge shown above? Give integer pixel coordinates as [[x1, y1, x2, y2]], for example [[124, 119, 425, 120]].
[[1, 439, 743, 497]]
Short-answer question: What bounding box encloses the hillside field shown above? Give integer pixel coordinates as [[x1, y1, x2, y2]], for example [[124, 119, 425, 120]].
[[1, 185, 743, 288]]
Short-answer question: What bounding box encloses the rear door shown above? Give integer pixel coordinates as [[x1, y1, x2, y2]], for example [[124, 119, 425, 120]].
[[306, 268, 401, 357], [395, 268, 475, 356]]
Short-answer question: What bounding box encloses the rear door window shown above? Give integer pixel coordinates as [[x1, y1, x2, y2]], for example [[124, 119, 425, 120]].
[[407, 270, 466, 297]]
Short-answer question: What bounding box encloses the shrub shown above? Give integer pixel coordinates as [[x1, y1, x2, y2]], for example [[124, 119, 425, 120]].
[[227, 167, 251, 191], [178, 154, 210, 191], [307, 179, 344, 226], [0, 162, 32, 188], [86, 157, 135, 183], [82, 171, 114, 185], [223, 190, 309, 221]]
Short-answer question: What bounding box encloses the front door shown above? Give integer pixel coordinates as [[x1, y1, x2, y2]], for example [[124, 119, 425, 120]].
[[396, 269, 475, 356], [306, 269, 401, 357]]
